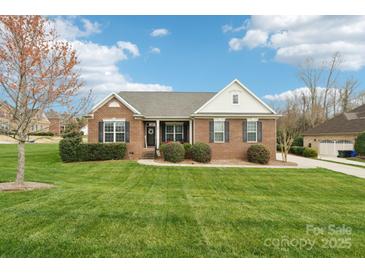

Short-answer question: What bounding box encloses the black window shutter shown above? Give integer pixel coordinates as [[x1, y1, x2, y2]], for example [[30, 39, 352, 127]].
[[183, 122, 188, 143], [224, 120, 230, 142], [257, 121, 262, 142], [125, 121, 130, 143], [242, 120, 247, 142], [209, 120, 214, 143], [98, 121, 104, 143], [161, 122, 165, 142]]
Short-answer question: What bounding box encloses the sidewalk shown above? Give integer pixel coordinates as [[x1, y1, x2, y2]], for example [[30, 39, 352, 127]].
[[318, 156, 365, 167]]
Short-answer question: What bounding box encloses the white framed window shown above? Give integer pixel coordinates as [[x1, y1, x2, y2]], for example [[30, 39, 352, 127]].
[[247, 121, 257, 142], [104, 120, 125, 143], [165, 123, 183, 142], [232, 94, 239, 104], [214, 120, 225, 143]]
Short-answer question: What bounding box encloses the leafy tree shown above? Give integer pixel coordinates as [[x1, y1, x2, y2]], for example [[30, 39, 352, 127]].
[[0, 16, 83, 186]]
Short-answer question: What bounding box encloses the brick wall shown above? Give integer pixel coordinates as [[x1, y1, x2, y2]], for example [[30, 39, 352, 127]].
[[48, 118, 61, 135], [194, 118, 277, 160], [88, 98, 144, 159]]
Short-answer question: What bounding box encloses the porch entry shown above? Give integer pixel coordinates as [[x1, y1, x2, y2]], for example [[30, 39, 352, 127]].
[[144, 121, 192, 148], [146, 122, 156, 147]]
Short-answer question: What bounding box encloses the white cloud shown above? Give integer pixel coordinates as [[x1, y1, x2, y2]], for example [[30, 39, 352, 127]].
[[71, 40, 172, 99], [228, 16, 365, 70], [229, 29, 268, 50], [150, 47, 161, 54], [150, 28, 169, 37], [52, 16, 101, 40], [49, 17, 172, 100], [264, 86, 339, 101], [116, 41, 140, 57], [222, 22, 247, 33]]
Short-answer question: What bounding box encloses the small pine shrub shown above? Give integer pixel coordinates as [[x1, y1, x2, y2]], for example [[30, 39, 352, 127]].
[[162, 142, 185, 163], [191, 143, 211, 163], [247, 144, 271, 164], [355, 131, 365, 156], [303, 147, 318, 158], [290, 146, 305, 156], [59, 137, 82, 162]]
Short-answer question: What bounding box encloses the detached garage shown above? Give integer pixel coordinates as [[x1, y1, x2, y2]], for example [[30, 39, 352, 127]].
[[303, 104, 365, 157]]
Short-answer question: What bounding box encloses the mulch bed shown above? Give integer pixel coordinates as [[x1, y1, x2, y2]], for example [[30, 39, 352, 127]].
[[0, 182, 54, 192]]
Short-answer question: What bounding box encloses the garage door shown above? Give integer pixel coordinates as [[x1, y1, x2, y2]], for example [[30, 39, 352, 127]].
[[319, 140, 354, 156]]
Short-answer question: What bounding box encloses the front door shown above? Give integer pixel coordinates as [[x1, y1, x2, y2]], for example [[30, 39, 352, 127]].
[[146, 126, 156, 147]]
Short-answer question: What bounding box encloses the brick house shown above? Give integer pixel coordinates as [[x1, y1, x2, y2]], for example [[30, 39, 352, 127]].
[[0, 100, 50, 134], [303, 104, 365, 156], [87, 79, 280, 160]]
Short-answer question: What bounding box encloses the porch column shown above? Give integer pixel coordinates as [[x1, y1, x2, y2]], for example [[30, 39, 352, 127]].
[[189, 119, 193, 144], [156, 120, 160, 149]]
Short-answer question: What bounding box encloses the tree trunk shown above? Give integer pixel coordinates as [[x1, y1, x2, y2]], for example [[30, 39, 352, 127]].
[[15, 141, 25, 186]]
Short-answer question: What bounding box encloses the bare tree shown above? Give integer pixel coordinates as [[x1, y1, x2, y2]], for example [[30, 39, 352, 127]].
[[0, 16, 83, 187], [340, 77, 359, 112], [277, 102, 300, 162], [322, 52, 341, 119]]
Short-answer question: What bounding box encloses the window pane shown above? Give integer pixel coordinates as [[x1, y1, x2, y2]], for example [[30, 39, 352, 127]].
[[175, 133, 183, 142], [175, 125, 183, 133], [104, 122, 114, 132], [115, 133, 125, 142], [115, 121, 125, 132], [214, 121, 224, 131], [105, 132, 114, 142], [214, 132, 224, 142], [166, 125, 174, 133], [233, 94, 239, 104], [166, 133, 174, 142], [247, 132, 256, 142], [247, 121, 257, 131]]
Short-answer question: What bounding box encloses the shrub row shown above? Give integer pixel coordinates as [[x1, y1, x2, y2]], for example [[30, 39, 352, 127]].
[[59, 138, 127, 162], [29, 131, 55, 136], [289, 146, 317, 158], [160, 142, 211, 163]]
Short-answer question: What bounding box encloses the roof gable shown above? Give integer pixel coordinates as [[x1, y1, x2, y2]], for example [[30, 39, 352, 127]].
[[90, 93, 141, 115], [194, 79, 276, 114]]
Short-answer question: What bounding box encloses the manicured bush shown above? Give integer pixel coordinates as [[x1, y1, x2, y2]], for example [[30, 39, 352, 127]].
[[161, 142, 185, 163], [191, 142, 211, 163], [29, 131, 54, 136], [303, 147, 318, 158], [292, 135, 304, 147], [183, 143, 193, 159], [59, 137, 82, 162], [79, 143, 127, 161], [247, 144, 271, 164], [355, 131, 365, 156], [59, 137, 127, 162], [290, 146, 305, 156]]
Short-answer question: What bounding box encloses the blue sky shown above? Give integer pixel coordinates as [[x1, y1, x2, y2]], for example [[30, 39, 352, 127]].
[[52, 16, 365, 104]]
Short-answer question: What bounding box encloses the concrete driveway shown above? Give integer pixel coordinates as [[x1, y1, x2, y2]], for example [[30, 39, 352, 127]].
[[277, 153, 365, 179]]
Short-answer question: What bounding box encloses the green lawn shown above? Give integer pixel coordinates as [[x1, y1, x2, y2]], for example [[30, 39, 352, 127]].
[[0, 144, 365, 258]]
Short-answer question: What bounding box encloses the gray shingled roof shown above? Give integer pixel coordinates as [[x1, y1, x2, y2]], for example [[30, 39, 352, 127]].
[[304, 104, 365, 135], [118, 91, 215, 117]]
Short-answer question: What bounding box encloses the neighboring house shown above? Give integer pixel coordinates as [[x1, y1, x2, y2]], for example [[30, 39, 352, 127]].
[[87, 79, 279, 160], [0, 100, 50, 134], [46, 110, 62, 135], [303, 104, 365, 156], [0, 100, 13, 132]]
